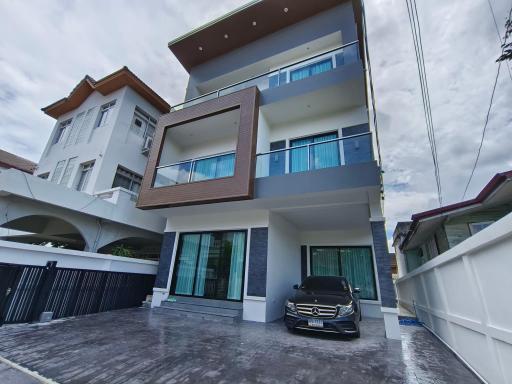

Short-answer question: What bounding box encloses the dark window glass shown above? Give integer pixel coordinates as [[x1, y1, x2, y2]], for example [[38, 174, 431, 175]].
[[112, 166, 142, 193]]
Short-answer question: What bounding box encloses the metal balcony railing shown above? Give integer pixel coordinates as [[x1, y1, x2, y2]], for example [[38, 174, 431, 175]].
[[255, 132, 373, 178], [171, 41, 360, 112]]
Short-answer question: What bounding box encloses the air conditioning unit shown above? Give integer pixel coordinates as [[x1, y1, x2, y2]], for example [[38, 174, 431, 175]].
[[141, 136, 153, 155]]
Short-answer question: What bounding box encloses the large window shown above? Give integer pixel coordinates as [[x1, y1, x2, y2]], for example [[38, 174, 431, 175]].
[[130, 107, 157, 139], [75, 161, 95, 191], [52, 119, 72, 145], [171, 231, 246, 301], [112, 166, 142, 194], [310, 246, 377, 300], [290, 132, 340, 173]]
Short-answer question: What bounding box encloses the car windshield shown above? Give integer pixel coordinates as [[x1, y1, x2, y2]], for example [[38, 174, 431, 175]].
[[300, 276, 349, 292]]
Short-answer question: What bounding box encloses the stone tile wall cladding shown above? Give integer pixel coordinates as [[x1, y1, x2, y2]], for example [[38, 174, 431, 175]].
[[154, 232, 176, 289], [371, 220, 396, 308], [247, 227, 268, 297]]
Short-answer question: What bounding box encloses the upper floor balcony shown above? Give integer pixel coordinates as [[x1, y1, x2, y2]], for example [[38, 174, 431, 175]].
[[172, 41, 360, 112]]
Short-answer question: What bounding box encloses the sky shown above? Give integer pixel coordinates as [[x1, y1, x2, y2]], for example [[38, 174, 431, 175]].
[[1, 0, 511, 245]]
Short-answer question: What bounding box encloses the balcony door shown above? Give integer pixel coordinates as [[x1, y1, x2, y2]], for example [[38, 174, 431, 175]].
[[171, 231, 246, 301], [290, 132, 340, 173]]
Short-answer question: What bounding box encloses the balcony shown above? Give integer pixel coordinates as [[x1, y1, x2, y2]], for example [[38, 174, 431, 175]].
[[172, 41, 359, 112], [154, 151, 235, 188], [255, 132, 373, 178]]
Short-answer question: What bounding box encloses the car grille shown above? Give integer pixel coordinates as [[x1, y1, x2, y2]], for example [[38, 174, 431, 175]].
[[295, 303, 337, 319]]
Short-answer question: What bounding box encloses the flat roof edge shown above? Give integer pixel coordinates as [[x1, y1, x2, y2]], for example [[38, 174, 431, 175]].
[[168, 0, 262, 47]]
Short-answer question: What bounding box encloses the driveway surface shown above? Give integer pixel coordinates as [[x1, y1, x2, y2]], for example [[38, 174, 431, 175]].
[[0, 307, 480, 384]]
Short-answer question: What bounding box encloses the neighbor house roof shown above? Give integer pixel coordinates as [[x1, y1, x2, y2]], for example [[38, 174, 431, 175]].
[[42, 67, 170, 119], [0, 149, 37, 174], [168, 0, 356, 72], [400, 170, 512, 249]]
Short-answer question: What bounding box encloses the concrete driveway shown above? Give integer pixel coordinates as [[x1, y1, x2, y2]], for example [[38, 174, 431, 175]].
[[0, 308, 480, 384]]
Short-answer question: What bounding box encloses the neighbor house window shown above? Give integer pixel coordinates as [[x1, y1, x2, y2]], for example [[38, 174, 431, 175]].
[[76, 161, 95, 191], [112, 166, 142, 194], [50, 160, 66, 183], [52, 119, 72, 145], [310, 246, 377, 300], [469, 221, 494, 235], [130, 107, 157, 139], [96, 100, 116, 127], [171, 231, 246, 301]]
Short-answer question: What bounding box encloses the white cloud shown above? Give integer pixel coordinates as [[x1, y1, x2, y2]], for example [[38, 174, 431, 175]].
[[0, 0, 511, 244]]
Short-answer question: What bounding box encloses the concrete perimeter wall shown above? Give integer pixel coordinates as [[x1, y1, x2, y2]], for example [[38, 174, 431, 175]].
[[0, 240, 157, 275], [396, 212, 512, 384]]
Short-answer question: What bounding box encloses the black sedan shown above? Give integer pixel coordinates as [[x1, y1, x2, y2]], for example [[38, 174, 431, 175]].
[[284, 276, 361, 338]]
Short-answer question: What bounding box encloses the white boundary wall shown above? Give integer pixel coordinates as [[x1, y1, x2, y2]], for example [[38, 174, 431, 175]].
[[0, 240, 158, 275], [396, 212, 512, 384]]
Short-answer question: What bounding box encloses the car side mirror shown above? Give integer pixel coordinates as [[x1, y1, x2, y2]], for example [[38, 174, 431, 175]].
[[293, 284, 299, 289], [353, 288, 361, 294]]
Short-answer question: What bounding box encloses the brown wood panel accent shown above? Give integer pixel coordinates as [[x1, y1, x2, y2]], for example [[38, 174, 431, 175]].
[[169, 0, 348, 72], [137, 87, 259, 209]]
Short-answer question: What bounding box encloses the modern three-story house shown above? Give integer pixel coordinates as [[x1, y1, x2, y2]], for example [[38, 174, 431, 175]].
[[138, 0, 399, 338]]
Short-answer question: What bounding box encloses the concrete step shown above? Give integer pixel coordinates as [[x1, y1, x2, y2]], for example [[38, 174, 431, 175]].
[[168, 296, 242, 310], [161, 302, 241, 317], [157, 303, 242, 323]]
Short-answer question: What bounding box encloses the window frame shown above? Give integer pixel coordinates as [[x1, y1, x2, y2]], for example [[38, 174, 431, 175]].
[[96, 100, 116, 128], [52, 119, 72, 145], [75, 161, 95, 191], [170, 229, 248, 302], [130, 107, 157, 139], [112, 165, 143, 194]]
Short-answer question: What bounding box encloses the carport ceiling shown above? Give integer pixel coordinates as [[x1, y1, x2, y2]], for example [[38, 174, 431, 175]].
[[275, 203, 370, 230]]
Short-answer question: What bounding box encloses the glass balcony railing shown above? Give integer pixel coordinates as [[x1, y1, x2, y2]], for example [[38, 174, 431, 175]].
[[171, 41, 360, 112], [255, 132, 373, 178], [154, 152, 235, 188]]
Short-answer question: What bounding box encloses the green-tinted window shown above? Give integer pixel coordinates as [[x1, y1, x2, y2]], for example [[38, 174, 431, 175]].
[[310, 246, 377, 300]]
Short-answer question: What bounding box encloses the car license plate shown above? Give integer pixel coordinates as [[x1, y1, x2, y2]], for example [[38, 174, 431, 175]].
[[308, 319, 323, 328]]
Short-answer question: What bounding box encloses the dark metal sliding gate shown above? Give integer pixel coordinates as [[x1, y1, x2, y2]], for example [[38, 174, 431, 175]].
[[0, 261, 155, 325]]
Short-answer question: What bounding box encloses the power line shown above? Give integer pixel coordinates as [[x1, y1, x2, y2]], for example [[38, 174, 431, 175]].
[[405, 0, 443, 206], [462, 62, 502, 200], [486, 0, 512, 81]]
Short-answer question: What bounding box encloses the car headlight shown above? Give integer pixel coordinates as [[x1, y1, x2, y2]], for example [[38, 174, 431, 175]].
[[285, 299, 297, 313], [336, 303, 354, 317]]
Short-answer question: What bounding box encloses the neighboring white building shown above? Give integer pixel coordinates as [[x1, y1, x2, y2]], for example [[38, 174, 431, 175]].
[[0, 67, 170, 259], [37, 66, 169, 196]]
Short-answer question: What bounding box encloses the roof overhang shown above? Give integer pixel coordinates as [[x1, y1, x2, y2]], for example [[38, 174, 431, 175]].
[[168, 0, 355, 72], [401, 170, 512, 250], [42, 67, 170, 119]]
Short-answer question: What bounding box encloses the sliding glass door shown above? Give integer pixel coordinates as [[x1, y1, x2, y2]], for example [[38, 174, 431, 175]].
[[310, 246, 377, 300], [171, 231, 246, 301], [290, 132, 340, 173]]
